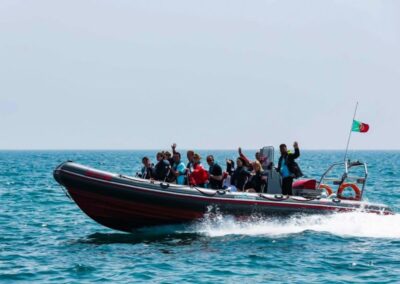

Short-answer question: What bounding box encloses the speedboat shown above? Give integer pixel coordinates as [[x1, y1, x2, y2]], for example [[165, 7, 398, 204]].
[[53, 148, 392, 233]]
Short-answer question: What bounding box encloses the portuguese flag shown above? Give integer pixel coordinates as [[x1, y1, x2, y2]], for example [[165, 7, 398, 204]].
[[352, 120, 369, 133]]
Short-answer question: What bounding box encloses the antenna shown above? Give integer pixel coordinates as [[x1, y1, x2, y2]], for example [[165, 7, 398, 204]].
[[344, 102, 358, 162]]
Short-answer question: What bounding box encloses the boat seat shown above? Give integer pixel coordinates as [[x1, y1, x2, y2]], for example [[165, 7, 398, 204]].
[[292, 179, 317, 190], [265, 168, 282, 194]]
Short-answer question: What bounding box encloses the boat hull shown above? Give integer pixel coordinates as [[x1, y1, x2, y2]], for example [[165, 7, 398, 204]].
[[54, 162, 393, 233]]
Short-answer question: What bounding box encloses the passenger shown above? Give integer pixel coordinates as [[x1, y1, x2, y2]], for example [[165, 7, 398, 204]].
[[164, 151, 174, 166], [171, 143, 194, 183], [164, 151, 175, 182], [277, 141, 302, 195], [222, 159, 235, 189], [154, 151, 171, 181], [206, 155, 223, 189], [170, 152, 187, 185], [255, 151, 262, 163], [171, 143, 178, 157], [238, 147, 251, 168], [226, 159, 235, 175], [238, 147, 262, 170], [140, 156, 155, 179], [186, 150, 195, 171], [231, 157, 251, 191], [188, 153, 209, 188], [246, 161, 267, 193]]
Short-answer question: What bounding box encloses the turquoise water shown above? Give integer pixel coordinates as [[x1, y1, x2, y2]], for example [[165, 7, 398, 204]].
[[1, 150, 400, 283]]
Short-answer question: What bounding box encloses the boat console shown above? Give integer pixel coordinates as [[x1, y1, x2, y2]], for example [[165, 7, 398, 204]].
[[260, 146, 368, 200]]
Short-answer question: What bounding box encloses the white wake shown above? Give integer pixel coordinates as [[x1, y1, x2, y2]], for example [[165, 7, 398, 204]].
[[195, 212, 400, 239]]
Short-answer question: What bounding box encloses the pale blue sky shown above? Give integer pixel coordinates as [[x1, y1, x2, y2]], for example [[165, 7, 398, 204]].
[[1, 0, 399, 150]]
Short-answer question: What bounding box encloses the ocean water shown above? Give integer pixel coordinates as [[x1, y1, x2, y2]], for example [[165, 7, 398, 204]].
[[1, 150, 400, 283]]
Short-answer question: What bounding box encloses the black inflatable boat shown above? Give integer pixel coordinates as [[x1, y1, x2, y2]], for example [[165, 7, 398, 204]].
[[53, 159, 392, 233]]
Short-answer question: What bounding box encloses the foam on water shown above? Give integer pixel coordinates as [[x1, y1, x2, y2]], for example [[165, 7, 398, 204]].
[[196, 212, 400, 239]]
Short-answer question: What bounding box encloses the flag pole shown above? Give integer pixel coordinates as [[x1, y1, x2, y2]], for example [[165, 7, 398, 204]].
[[344, 102, 359, 162]]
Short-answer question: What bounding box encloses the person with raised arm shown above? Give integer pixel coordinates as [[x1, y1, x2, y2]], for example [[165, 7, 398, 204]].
[[238, 147, 263, 170], [170, 151, 187, 185], [277, 141, 303, 195], [171, 143, 195, 184]]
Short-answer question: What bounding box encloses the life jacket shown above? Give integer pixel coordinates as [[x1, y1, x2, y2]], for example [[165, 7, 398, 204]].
[[189, 163, 209, 186]]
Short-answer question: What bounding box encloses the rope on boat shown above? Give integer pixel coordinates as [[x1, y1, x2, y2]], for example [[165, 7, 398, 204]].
[[193, 187, 227, 197], [259, 194, 290, 201], [120, 174, 226, 196], [193, 187, 218, 197], [119, 174, 150, 184], [290, 196, 320, 202]]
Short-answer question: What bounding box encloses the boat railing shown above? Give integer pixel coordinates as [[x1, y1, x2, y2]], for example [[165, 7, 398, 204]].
[[317, 160, 368, 199]]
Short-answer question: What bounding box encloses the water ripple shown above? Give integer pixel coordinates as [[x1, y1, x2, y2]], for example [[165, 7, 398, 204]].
[[1, 150, 400, 283]]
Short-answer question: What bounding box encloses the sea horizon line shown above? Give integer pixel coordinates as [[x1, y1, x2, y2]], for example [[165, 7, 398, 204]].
[[0, 148, 399, 151]]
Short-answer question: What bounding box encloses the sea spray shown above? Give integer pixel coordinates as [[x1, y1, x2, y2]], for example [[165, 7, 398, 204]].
[[195, 212, 400, 239]]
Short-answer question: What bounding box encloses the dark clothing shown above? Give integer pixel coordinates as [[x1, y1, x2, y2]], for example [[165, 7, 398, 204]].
[[277, 148, 303, 178], [208, 163, 223, 189], [226, 160, 235, 176], [154, 159, 171, 181], [247, 171, 267, 193], [277, 148, 302, 195], [231, 166, 251, 191], [141, 166, 155, 179], [166, 171, 176, 183], [282, 177, 294, 195]]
